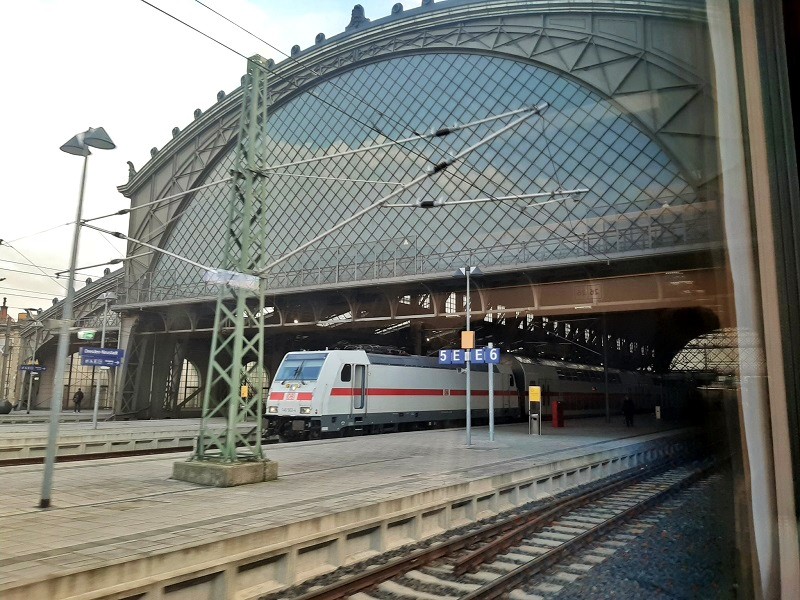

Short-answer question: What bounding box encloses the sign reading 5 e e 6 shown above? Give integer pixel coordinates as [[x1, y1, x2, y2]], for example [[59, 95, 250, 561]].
[[438, 347, 501, 365]]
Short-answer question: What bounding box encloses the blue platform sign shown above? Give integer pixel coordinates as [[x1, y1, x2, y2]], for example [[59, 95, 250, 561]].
[[80, 347, 125, 367], [20, 364, 46, 373], [438, 347, 501, 365]]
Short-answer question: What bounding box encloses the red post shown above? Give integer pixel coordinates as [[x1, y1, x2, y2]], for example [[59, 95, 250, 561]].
[[552, 400, 564, 428]]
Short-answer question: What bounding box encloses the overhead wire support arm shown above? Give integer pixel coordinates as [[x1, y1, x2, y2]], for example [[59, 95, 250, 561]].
[[80, 222, 220, 273], [82, 177, 234, 224], [53, 252, 153, 277], [384, 189, 590, 209], [252, 104, 548, 176], [255, 102, 549, 276]]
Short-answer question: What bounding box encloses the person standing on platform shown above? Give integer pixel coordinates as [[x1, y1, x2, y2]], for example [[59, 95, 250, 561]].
[[622, 396, 635, 427], [73, 388, 84, 413]]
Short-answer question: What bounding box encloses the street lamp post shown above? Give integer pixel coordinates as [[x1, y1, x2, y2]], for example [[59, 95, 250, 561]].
[[16, 309, 44, 414], [0, 313, 11, 404], [454, 266, 482, 446], [91, 291, 116, 429], [26, 374, 39, 412], [40, 127, 115, 509], [25, 323, 44, 413]]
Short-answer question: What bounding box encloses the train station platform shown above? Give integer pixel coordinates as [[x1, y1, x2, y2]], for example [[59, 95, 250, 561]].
[[0, 416, 697, 600], [0, 416, 251, 462], [0, 408, 114, 425]]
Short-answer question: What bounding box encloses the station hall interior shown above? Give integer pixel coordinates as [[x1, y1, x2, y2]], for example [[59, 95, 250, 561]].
[[1, 0, 799, 598]]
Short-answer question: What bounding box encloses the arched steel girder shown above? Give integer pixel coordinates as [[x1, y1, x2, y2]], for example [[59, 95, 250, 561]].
[[117, 0, 716, 305], [121, 266, 725, 370]]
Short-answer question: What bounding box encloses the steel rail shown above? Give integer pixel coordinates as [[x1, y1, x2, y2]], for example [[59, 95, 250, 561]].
[[460, 461, 721, 600], [270, 459, 684, 600], [451, 461, 677, 575]]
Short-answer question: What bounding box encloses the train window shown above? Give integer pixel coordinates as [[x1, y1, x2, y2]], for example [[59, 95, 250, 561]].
[[341, 364, 352, 382], [276, 356, 326, 381], [353, 365, 365, 410]]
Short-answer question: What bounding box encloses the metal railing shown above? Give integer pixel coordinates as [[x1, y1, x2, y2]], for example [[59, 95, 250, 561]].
[[121, 205, 716, 305]]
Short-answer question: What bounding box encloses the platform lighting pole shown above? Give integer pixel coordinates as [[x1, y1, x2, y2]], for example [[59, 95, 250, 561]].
[[488, 342, 495, 442], [455, 266, 482, 446], [25, 319, 44, 414], [92, 291, 116, 429], [0, 312, 10, 403], [603, 313, 610, 423], [26, 374, 38, 413], [40, 127, 115, 509]]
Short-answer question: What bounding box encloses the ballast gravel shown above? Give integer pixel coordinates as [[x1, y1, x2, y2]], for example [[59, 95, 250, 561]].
[[551, 469, 736, 599]]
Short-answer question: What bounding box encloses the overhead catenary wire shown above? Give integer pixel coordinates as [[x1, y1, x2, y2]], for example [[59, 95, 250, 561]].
[[0, 266, 103, 280], [5, 222, 72, 244], [81, 223, 218, 273], [383, 190, 589, 209], [140, 0, 390, 139], [256, 104, 546, 275], [192, 0, 427, 139], [268, 172, 404, 187], [533, 323, 602, 356], [82, 177, 234, 223], [83, 106, 556, 248], [55, 252, 153, 277], [0, 241, 66, 291], [138, 1, 605, 272], [453, 141, 616, 264], [141, 0, 558, 214], [79, 107, 547, 280], [97, 230, 126, 258], [193, 0, 564, 207], [254, 106, 545, 175], [0, 285, 66, 300], [0, 257, 71, 272]]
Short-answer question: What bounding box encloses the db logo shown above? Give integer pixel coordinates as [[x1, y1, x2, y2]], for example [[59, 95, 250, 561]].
[[285, 392, 298, 401]]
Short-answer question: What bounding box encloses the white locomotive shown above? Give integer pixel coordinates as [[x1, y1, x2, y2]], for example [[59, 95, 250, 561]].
[[265, 349, 517, 440], [264, 349, 677, 441]]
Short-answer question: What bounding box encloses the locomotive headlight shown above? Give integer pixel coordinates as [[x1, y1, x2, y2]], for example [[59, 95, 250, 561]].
[[267, 406, 278, 414], [299, 406, 311, 415]]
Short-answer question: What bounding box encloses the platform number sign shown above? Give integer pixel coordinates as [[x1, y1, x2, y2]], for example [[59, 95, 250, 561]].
[[438, 347, 501, 365]]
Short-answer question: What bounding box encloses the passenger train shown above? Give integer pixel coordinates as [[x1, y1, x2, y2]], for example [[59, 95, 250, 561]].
[[264, 349, 678, 441]]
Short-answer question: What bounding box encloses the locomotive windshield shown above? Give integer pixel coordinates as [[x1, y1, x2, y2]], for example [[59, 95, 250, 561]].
[[276, 354, 327, 382]]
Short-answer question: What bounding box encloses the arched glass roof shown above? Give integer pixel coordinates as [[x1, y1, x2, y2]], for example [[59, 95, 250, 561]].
[[149, 52, 711, 300], [670, 328, 765, 375]]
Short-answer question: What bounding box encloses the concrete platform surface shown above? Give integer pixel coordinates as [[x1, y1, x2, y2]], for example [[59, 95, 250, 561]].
[[0, 417, 253, 461], [0, 416, 691, 599], [0, 409, 115, 425]]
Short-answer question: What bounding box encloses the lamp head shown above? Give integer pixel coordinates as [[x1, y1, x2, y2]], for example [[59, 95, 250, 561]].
[[60, 127, 116, 156], [453, 266, 483, 278], [59, 133, 91, 156], [84, 127, 115, 150]]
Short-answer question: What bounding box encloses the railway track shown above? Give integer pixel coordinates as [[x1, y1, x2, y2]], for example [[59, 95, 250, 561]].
[[264, 458, 718, 600]]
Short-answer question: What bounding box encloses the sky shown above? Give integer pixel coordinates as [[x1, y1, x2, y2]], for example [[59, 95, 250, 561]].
[[0, 0, 395, 316]]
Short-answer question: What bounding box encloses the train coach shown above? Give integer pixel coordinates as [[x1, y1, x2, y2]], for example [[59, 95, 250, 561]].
[[509, 356, 666, 419], [264, 349, 684, 441]]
